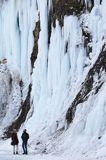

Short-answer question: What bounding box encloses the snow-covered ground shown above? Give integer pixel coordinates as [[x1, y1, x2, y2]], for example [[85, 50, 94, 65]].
[[0, 139, 61, 160], [1, 138, 106, 160]]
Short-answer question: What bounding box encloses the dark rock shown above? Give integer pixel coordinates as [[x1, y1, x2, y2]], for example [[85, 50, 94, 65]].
[[51, 0, 94, 27], [82, 28, 92, 57], [36, 142, 41, 145], [66, 45, 106, 125], [30, 20, 41, 70], [3, 84, 32, 138]]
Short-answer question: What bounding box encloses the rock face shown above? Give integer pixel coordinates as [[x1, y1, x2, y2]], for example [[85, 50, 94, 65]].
[[50, 0, 93, 27], [0, 63, 21, 137], [47, 0, 105, 127], [66, 45, 106, 124], [0, 65, 10, 123], [4, 84, 32, 138], [46, 0, 105, 129], [31, 20, 40, 70], [0, 63, 31, 138]]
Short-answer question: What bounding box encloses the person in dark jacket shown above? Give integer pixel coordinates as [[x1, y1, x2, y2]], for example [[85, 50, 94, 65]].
[[11, 129, 19, 154], [21, 129, 29, 154]]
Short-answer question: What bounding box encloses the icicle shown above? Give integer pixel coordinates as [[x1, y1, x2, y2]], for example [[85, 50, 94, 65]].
[[94, 0, 101, 5]]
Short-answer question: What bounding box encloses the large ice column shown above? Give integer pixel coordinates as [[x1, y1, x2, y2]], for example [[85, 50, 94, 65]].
[[47, 15, 85, 100], [0, 0, 37, 87], [94, 0, 102, 5], [27, 0, 49, 131], [87, 0, 103, 59], [101, 0, 106, 41], [27, 0, 106, 141], [47, 21, 64, 95], [37, 0, 48, 95], [27, 11, 86, 137], [81, 0, 101, 8]]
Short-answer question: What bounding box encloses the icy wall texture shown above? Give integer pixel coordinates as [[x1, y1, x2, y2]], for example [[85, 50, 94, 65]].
[[27, 0, 106, 138], [0, 0, 37, 96], [0, 0, 38, 135], [0, 0, 106, 151]]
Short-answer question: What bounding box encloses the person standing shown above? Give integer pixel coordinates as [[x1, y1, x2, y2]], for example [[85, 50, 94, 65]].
[[11, 129, 19, 154], [21, 129, 29, 154]]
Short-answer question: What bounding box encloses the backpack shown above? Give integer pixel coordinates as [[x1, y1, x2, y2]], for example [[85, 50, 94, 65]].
[[22, 132, 29, 141]]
